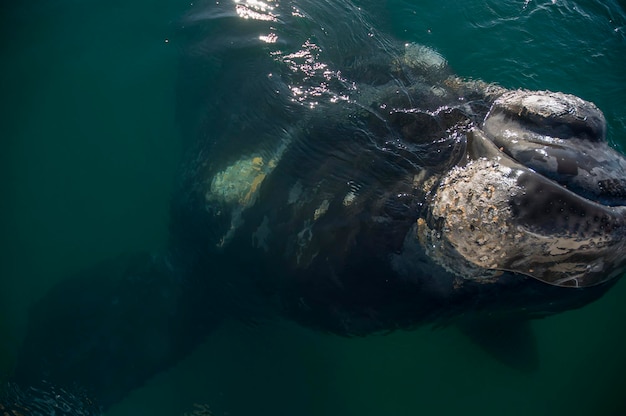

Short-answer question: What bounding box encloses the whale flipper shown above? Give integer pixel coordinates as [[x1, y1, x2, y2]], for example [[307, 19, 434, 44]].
[[12, 253, 219, 410], [457, 318, 539, 372]]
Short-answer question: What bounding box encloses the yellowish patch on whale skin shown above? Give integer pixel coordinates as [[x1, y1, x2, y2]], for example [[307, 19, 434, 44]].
[[241, 172, 267, 205], [252, 156, 264, 168], [313, 199, 329, 221], [208, 155, 276, 208], [342, 191, 356, 206], [206, 149, 284, 248]]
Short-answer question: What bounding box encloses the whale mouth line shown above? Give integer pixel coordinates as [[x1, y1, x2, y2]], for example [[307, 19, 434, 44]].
[[492, 137, 618, 207]]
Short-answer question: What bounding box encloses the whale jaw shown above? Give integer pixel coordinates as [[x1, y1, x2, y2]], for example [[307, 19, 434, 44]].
[[419, 90, 626, 288]]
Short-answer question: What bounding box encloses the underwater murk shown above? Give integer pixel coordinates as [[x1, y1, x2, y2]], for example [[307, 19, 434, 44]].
[[1, 0, 626, 415]]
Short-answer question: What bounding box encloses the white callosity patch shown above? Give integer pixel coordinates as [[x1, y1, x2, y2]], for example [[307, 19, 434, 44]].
[[517, 93, 578, 119], [294, 196, 333, 266], [206, 142, 287, 248], [313, 199, 330, 221], [419, 158, 524, 280], [208, 155, 273, 207], [400, 43, 447, 72], [342, 190, 357, 206], [295, 220, 317, 266], [287, 181, 304, 205], [207, 137, 288, 208], [420, 154, 626, 287], [394, 43, 449, 97]]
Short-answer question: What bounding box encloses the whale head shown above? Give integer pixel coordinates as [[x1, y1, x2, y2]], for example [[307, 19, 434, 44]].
[[420, 90, 626, 288]]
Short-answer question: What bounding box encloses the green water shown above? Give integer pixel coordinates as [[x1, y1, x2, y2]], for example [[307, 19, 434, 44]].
[[2, 0, 626, 415]]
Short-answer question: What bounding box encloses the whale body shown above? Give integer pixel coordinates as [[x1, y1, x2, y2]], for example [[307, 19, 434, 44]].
[[5, 0, 626, 413]]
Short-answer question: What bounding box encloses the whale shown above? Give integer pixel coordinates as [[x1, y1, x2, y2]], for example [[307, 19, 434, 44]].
[[4, 0, 626, 413]]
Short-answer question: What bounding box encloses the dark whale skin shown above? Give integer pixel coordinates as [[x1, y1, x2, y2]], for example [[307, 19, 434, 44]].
[[176, 92, 618, 337]]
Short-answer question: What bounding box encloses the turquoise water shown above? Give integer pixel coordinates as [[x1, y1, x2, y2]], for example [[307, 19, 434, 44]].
[[2, 0, 626, 415]]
